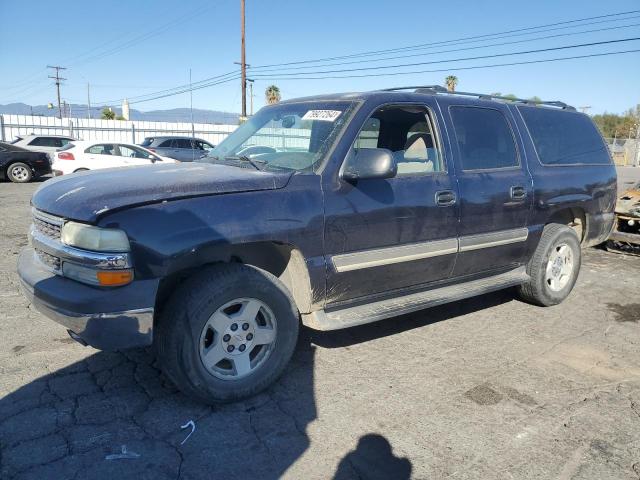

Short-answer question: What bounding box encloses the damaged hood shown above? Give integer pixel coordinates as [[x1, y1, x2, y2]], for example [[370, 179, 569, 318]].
[[32, 162, 293, 222], [615, 185, 640, 218]]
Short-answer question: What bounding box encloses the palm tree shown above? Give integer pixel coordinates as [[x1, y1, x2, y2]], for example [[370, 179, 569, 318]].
[[101, 107, 115, 120], [265, 85, 281, 105], [445, 75, 458, 92]]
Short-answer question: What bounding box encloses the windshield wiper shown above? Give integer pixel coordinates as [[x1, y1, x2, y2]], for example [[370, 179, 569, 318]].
[[224, 155, 266, 171]]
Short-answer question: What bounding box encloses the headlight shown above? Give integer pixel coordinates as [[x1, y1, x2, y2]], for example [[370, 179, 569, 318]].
[[61, 222, 130, 252]]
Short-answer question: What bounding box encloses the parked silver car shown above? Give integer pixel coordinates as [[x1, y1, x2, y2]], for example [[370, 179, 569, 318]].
[[11, 135, 77, 160], [139, 136, 214, 162]]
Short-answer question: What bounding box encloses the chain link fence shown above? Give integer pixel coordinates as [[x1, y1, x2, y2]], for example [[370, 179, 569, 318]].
[[605, 137, 639, 167]]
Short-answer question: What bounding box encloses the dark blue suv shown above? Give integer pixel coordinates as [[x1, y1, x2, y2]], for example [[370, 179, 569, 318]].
[[18, 86, 617, 403]]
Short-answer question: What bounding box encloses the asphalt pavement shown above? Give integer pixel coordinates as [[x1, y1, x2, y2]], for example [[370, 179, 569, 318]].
[[0, 178, 639, 479]]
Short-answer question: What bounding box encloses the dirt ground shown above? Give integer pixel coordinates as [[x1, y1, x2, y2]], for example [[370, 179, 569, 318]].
[[1, 178, 639, 480]]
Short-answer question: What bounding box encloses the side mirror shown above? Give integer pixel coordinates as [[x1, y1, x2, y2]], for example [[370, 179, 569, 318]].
[[341, 148, 397, 181]]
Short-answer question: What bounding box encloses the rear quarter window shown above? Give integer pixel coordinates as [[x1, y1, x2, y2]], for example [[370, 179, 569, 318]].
[[518, 106, 611, 166]]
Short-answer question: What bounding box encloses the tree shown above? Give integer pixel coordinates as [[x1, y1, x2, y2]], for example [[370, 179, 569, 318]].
[[265, 85, 281, 105], [592, 107, 639, 138], [445, 75, 458, 92], [116, 115, 126, 121], [101, 107, 115, 120], [528, 96, 542, 103], [502, 93, 518, 101]]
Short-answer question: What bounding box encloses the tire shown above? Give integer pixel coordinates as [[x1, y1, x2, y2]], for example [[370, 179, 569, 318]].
[[7, 163, 33, 183], [156, 263, 300, 403], [517, 224, 581, 306]]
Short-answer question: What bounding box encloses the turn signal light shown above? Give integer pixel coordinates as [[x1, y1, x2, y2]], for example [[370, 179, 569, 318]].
[[96, 269, 134, 286], [58, 152, 75, 160]]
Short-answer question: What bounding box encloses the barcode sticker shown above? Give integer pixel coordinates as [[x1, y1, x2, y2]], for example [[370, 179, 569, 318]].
[[302, 110, 342, 122]]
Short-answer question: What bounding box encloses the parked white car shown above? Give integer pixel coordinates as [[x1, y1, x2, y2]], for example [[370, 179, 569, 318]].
[[51, 141, 176, 175], [11, 135, 77, 160]]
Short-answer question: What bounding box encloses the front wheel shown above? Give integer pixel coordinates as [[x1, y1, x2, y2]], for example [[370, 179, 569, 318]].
[[156, 263, 299, 403], [7, 163, 33, 183], [518, 224, 581, 306]]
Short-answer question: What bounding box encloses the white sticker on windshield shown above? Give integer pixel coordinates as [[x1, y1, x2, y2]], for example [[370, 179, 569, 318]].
[[302, 110, 342, 122]]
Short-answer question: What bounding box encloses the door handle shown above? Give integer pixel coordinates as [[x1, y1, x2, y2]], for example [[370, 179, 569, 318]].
[[435, 190, 457, 207], [510, 186, 527, 200]]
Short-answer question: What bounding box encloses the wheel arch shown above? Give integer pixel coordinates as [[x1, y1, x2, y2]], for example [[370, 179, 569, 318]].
[[154, 241, 314, 319], [546, 207, 587, 244]]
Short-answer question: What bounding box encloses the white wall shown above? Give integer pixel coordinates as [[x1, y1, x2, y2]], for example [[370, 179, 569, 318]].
[[0, 114, 237, 145]]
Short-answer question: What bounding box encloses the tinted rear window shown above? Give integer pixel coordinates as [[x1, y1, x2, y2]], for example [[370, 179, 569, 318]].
[[140, 138, 154, 147], [175, 139, 193, 149], [518, 107, 611, 165], [158, 139, 174, 148], [29, 137, 59, 147], [450, 106, 518, 170]]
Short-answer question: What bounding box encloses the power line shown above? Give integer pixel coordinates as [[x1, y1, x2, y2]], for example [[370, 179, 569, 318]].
[[126, 75, 242, 105], [89, 34, 640, 107], [94, 70, 240, 105], [63, 2, 218, 68], [253, 48, 640, 81], [249, 37, 640, 77], [251, 9, 640, 68], [249, 20, 640, 73]]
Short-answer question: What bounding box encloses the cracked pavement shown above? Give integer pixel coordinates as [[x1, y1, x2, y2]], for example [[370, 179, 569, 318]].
[[1, 179, 640, 479]]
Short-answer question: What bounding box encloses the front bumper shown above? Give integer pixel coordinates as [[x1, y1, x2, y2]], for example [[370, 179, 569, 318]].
[[18, 247, 159, 350]]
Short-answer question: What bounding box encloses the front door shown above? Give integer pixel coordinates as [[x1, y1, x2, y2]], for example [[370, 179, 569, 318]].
[[442, 102, 532, 278], [323, 102, 459, 305]]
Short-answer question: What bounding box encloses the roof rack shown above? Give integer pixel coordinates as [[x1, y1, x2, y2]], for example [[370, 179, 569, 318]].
[[380, 85, 576, 111]]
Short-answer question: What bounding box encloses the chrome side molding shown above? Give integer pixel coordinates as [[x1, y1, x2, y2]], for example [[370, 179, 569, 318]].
[[331, 228, 529, 272]]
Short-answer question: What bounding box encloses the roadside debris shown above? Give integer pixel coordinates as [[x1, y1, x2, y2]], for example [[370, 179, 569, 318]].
[[607, 182, 640, 255], [180, 420, 196, 445], [105, 445, 141, 460]]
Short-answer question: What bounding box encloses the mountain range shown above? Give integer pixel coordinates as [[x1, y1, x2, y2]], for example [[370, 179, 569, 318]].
[[0, 103, 240, 125]]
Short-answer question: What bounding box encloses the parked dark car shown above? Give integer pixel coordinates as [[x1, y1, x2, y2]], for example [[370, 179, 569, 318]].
[[139, 136, 214, 161], [18, 86, 616, 403], [0, 142, 51, 183]]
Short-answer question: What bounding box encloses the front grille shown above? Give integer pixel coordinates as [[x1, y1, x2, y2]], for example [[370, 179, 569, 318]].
[[32, 211, 63, 240], [35, 248, 61, 272]]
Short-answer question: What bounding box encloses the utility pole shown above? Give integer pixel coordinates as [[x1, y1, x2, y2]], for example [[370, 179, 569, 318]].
[[189, 68, 194, 138], [240, 0, 247, 120], [47, 65, 67, 120], [87, 83, 92, 119], [247, 78, 254, 116]]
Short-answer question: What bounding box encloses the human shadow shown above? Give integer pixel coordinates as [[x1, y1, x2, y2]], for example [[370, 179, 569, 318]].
[[333, 434, 412, 480]]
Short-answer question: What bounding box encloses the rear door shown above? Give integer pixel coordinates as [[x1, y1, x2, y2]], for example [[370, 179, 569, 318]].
[[175, 138, 195, 161], [441, 101, 532, 277], [156, 139, 177, 159], [84, 144, 124, 169]]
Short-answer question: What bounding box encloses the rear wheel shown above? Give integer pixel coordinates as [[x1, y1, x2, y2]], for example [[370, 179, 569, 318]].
[[7, 163, 32, 183], [518, 224, 581, 306], [156, 263, 299, 403]]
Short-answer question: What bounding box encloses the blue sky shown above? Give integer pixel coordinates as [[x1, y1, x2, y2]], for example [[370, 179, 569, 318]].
[[1, 0, 639, 116]]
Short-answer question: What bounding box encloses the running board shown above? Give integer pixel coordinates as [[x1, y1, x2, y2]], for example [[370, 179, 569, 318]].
[[302, 266, 528, 331]]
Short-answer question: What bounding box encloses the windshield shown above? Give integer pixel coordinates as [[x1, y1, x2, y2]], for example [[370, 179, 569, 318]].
[[199, 101, 356, 172]]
